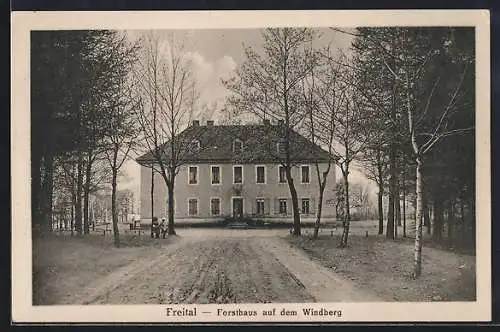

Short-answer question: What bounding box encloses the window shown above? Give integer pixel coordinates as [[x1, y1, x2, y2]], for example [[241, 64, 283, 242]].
[[188, 198, 198, 216], [301, 198, 310, 214], [256, 165, 266, 184], [211, 166, 220, 185], [233, 165, 243, 184], [190, 140, 200, 152], [188, 166, 198, 184], [279, 166, 287, 183], [210, 198, 221, 216], [301, 165, 310, 183], [256, 199, 265, 215], [279, 198, 287, 214], [233, 139, 243, 153], [276, 141, 285, 154]]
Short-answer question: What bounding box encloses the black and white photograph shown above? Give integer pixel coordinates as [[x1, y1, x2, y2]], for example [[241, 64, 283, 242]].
[[12, 10, 490, 322]]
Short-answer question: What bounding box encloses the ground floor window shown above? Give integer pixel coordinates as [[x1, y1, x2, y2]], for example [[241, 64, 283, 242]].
[[188, 198, 198, 216], [279, 198, 287, 214], [256, 198, 265, 215], [211, 198, 221, 216], [301, 198, 310, 214]]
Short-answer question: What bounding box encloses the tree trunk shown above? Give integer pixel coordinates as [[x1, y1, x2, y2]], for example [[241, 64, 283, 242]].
[[395, 178, 401, 227], [423, 193, 431, 235], [386, 145, 396, 239], [70, 187, 75, 237], [83, 153, 92, 235], [447, 200, 454, 243], [313, 183, 326, 239], [340, 170, 351, 247], [150, 166, 155, 237], [32, 150, 41, 233], [111, 167, 120, 248], [413, 157, 424, 278], [75, 152, 84, 235], [433, 198, 444, 242], [402, 174, 407, 237], [167, 177, 176, 235], [40, 153, 54, 233], [286, 166, 301, 236], [377, 187, 384, 235]]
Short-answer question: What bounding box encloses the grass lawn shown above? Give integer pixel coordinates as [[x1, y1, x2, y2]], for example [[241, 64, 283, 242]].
[[285, 233, 476, 302], [32, 231, 174, 305]]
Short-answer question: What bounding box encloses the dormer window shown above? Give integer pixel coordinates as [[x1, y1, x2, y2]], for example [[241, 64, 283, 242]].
[[190, 139, 200, 152], [233, 139, 243, 153]]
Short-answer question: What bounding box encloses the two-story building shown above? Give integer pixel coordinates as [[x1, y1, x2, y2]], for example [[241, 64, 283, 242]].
[[136, 120, 337, 223]]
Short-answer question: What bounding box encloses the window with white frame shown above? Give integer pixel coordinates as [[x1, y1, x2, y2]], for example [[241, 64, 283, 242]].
[[256, 198, 265, 215], [301, 198, 310, 214], [278, 166, 287, 183], [256, 165, 266, 184], [279, 198, 287, 214], [210, 198, 221, 216], [211, 166, 221, 184], [233, 139, 243, 153], [276, 141, 285, 154], [233, 165, 243, 184], [188, 198, 198, 216], [190, 139, 200, 152], [301, 165, 310, 183], [188, 166, 198, 184]]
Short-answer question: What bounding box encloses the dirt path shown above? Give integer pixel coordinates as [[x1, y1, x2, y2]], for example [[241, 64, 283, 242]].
[[80, 233, 380, 304]]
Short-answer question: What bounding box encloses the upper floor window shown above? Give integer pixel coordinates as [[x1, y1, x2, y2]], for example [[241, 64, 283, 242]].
[[256, 165, 266, 184], [211, 166, 221, 185], [278, 166, 287, 183], [301, 165, 310, 183], [188, 166, 198, 184], [233, 165, 243, 184], [233, 139, 243, 153], [276, 141, 285, 154]]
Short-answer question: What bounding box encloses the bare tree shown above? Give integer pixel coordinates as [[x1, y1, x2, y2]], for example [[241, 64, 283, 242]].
[[300, 48, 344, 239], [223, 28, 321, 236], [133, 31, 200, 235], [103, 86, 138, 248]]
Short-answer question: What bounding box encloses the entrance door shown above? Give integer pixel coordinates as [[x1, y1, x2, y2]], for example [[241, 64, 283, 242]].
[[232, 198, 243, 221]]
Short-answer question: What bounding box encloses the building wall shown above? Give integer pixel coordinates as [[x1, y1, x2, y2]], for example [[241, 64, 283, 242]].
[[140, 163, 336, 222]]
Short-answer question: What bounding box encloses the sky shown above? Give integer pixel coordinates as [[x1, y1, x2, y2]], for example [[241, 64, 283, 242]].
[[118, 28, 376, 211]]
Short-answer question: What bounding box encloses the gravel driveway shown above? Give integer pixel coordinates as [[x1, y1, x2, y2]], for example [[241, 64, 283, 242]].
[[78, 229, 380, 304]]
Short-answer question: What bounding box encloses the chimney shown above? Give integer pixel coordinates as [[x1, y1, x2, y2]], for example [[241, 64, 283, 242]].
[[206, 120, 214, 126], [192, 120, 200, 127], [263, 119, 270, 126], [278, 119, 284, 126]]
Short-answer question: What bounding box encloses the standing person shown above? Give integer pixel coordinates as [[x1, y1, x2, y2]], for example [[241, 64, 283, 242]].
[[151, 216, 159, 238], [160, 217, 168, 239]]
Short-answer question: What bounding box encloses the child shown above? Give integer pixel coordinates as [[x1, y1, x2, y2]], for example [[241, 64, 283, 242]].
[[160, 217, 168, 239]]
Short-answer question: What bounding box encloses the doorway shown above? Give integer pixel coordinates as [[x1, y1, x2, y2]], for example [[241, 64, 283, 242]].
[[232, 197, 244, 221]]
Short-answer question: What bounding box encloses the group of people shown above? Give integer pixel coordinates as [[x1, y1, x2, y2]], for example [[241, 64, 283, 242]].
[[151, 217, 168, 239]]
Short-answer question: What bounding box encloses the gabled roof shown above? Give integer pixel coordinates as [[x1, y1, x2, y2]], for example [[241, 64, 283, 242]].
[[136, 123, 334, 165]]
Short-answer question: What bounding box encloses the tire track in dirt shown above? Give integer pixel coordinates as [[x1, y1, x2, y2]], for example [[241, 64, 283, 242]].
[[259, 237, 381, 302]]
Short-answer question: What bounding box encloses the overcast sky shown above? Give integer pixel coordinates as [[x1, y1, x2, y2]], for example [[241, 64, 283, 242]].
[[118, 28, 376, 210]]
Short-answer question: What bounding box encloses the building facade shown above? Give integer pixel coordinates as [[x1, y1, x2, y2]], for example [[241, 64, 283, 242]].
[[137, 120, 337, 223]]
